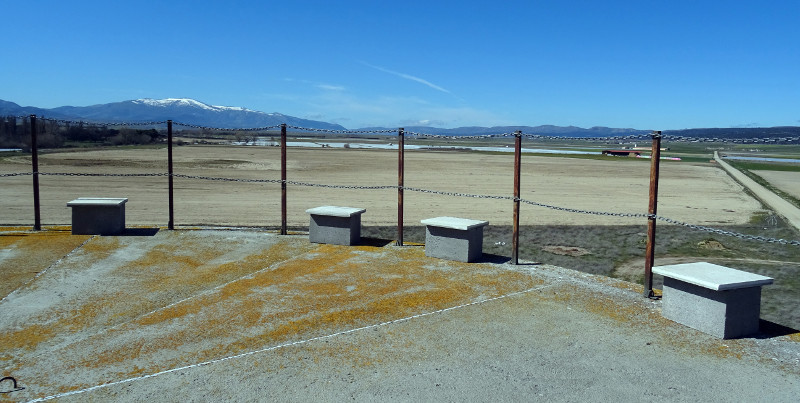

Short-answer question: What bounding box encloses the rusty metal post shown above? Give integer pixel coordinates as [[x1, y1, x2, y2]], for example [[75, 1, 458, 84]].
[[397, 128, 405, 246], [512, 131, 522, 264], [167, 120, 174, 230], [30, 115, 41, 231], [280, 123, 287, 235], [644, 131, 662, 298]]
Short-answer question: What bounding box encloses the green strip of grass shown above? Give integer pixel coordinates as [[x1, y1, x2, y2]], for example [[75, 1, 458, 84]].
[[726, 161, 800, 209], [726, 160, 800, 172]]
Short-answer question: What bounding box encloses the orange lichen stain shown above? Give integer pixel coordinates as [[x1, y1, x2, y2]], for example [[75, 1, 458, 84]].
[[136, 302, 204, 326], [538, 284, 664, 326], [12, 293, 121, 352], [0, 324, 54, 351], [0, 231, 90, 262], [45, 241, 546, 381], [610, 281, 644, 293], [0, 226, 32, 233], [133, 237, 314, 295], [89, 339, 149, 368], [69, 238, 314, 330], [56, 382, 93, 394], [60, 293, 122, 330], [700, 343, 744, 360], [585, 297, 647, 323], [78, 236, 121, 254]]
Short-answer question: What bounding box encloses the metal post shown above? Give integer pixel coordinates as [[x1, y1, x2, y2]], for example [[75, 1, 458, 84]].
[[512, 131, 522, 264], [30, 115, 41, 231], [644, 131, 662, 298], [167, 120, 174, 230], [280, 123, 287, 235], [397, 128, 405, 246]]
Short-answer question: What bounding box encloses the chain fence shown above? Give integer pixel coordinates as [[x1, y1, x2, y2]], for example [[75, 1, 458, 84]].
[[3, 117, 800, 247], [4, 168, 799, 246]]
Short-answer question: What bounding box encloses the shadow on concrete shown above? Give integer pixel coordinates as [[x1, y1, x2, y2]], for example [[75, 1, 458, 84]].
[[120, 228, 160, 237], [359, 237, 396, 247], [476, 253, 512, 264], [755, 319, 800, 339]]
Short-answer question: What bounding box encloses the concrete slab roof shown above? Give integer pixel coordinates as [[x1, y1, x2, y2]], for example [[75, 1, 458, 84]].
[[1, 227, 798, 401]]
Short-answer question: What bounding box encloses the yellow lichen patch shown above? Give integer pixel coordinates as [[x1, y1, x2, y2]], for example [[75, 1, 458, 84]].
[[0, 232, 91, 298], [60, 293, 123, 331], [77, 236, 121, 255], [18, 239, 546, 388], [0, 324, 54, 351], [584, 295, 651, 323], [594, 275, 644, 293], [131, 246, 221, 291], [537, 283, 665, 326], [83, 236, 312, 329], [0, 226, 33, 233], [700, 343, 744, 360], [789, 332, 800, 342], [1, 292, 122, 356], [135, 302, 204, 326]]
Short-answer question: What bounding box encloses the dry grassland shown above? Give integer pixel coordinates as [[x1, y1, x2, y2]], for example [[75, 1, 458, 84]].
[[752, 170, 800, 199], [0, 145, 762, 228]]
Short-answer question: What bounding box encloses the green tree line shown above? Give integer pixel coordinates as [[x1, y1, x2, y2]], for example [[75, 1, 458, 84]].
[[0, 116, 161, 150]]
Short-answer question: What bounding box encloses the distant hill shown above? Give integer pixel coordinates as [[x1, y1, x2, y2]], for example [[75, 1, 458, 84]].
[[0, 98, 346, 131], [358, 125, 652, 138], [359, 125, 800, 139], [2, 98, 798, 139], [663, 126, 800, 141]]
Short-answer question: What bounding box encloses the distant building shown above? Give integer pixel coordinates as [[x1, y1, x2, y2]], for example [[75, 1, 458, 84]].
[[602, 149, 641, 157]]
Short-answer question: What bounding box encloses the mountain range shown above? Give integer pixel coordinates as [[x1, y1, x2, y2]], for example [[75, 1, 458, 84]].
[[0, 98, 654, 136], [2, 98, 798, 139], [0, 98, 346, 131]]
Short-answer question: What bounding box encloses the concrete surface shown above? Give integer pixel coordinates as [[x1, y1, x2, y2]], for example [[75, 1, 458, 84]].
[[67, 198, 128, 235], [422, 217, 489, 262], [420, 216, 489, 231], [0, 227, 798, 402], [307, 206, 365, 245], [653, 262, 774, 291], [655, 262, 774, 338], [661, 277, 765, 339]]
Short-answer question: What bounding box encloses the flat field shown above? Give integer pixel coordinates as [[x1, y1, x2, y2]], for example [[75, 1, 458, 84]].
[[753, 170, 800, 199], [0, 145, 763, 228]]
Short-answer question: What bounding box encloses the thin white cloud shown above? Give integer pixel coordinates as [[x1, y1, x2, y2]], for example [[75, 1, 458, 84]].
[[284, 78, 346, 92], [361, 62, 452, 94], [317, 84, 345, 91]]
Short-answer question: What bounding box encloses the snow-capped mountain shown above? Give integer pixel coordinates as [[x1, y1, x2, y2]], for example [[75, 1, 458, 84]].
[[0, 98, 346, 130], [132, 98, 253, 112]]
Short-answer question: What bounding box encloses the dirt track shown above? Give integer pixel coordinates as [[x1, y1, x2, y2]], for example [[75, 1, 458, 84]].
[[714, 152, 800, 231], [0, 146, 763, 228]]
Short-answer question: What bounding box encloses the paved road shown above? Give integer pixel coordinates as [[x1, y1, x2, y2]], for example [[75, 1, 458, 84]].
[[714, 151, 800, 231]]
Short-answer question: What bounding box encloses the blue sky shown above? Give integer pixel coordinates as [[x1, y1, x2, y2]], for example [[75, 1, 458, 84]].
[[2, 0, 798, 130]]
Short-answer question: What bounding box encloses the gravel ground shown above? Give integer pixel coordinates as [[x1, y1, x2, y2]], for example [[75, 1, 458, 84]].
[[1, 229, 798, 402]]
